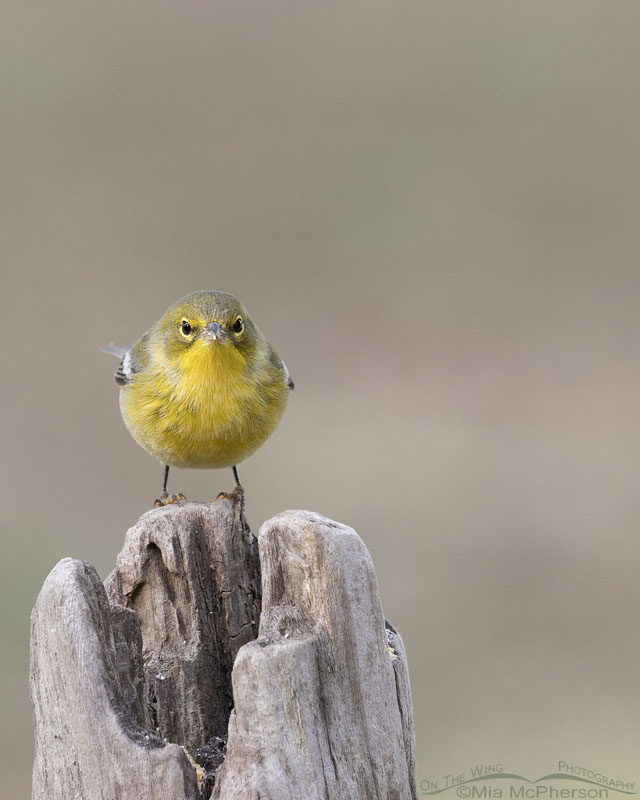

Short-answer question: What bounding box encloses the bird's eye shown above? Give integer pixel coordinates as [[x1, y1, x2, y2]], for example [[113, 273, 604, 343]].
[[232, 317, 244, 334], [181, 320, 192, 336]]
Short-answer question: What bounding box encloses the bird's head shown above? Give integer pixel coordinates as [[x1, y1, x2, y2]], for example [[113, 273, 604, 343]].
[[159, 290, 260, 369]]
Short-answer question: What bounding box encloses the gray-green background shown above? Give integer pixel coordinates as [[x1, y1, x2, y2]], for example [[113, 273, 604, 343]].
[[3, 1, 640, 794]]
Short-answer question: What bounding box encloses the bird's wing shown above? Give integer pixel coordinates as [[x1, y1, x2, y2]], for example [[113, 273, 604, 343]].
[[282, 359, 294, 390], [102, 332, 151, 386], [100, 344, 136, 386], [267, 344, 294, 390]]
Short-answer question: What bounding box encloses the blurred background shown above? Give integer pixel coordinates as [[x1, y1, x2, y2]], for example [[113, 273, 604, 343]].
[[3, 0, 640, 794]]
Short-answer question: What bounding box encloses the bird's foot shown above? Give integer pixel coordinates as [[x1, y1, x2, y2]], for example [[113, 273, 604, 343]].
[[154, 491, 187, 507], [217, 483, 245, 522], [216, 484, 244, 503]]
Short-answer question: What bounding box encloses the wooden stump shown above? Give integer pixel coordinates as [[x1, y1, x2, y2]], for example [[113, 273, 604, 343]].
[[30, 499, 417, 799]]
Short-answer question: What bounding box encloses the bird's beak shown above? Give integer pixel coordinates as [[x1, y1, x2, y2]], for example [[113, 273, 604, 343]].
[[201, 321, 225, 341]]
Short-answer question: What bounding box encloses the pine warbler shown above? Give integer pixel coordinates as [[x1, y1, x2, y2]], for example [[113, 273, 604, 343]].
[[105, 291, 293, 505]]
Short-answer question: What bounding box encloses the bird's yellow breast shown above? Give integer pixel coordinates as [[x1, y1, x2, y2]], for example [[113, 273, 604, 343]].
[[120, 337, 288, 469]]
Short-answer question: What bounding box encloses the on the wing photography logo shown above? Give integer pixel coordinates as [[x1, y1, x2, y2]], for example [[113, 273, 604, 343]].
[[420, 762, 636, 798]]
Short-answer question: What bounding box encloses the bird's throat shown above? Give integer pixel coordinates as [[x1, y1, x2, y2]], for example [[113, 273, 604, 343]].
[[175, 339, 246, 404]]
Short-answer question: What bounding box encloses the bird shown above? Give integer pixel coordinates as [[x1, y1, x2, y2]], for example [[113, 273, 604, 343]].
[[104, 290, 293, 506]]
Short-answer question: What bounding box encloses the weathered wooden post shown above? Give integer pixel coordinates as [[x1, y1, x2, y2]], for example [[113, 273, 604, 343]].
[[30, 498, 417, 799]]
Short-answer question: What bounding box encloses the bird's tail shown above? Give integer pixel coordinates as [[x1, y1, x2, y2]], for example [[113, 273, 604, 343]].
[[100, 344, 129, 358]]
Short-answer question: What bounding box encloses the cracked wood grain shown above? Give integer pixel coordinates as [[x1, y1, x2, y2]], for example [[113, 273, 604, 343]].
[[30, 557, 200, 800], [213, 511, 417, 800], [104, 499, 260, 754], [30, 501, 416, 800]]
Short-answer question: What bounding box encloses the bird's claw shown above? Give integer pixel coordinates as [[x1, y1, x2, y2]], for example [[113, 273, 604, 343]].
[[216, 484, 244, 503], [217, 484, 245, 523], [154, 491, 187, 507]]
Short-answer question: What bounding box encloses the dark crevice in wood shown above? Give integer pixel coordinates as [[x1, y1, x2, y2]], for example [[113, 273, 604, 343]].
[[102, 500, 261, 787]]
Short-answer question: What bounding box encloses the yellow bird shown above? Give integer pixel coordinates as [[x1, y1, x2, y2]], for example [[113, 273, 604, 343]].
[[105, 291, 293, 505]]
